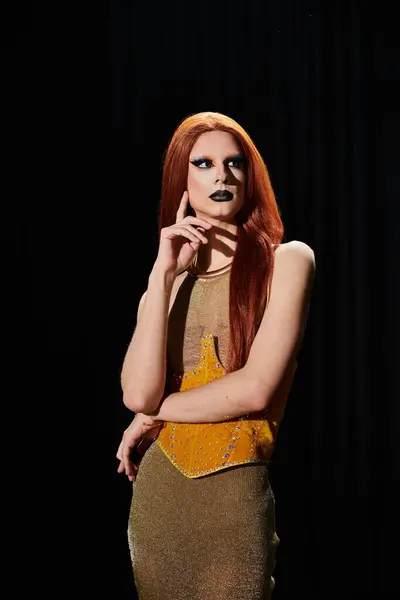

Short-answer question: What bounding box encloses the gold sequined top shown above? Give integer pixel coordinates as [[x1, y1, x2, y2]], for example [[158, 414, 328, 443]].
[[156, 262, 297, 479]]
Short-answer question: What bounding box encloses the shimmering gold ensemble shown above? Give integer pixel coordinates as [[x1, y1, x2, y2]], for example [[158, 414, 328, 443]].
[[127, 264, 295, 599]]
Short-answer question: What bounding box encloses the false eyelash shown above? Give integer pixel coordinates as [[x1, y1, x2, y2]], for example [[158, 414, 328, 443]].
[[229, 158, 245, 168], [190, 157, 211, 167], [190, 157, 245, 168]]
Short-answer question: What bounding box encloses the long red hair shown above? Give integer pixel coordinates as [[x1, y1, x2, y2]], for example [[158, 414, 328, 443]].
[[159, 112, 284, 373]]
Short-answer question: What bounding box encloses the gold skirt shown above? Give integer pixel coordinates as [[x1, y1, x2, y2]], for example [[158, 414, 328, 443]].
[[128, 441, 280, 600]]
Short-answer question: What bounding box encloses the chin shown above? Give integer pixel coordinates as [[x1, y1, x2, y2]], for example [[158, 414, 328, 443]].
[[194, 200, 243, 222]]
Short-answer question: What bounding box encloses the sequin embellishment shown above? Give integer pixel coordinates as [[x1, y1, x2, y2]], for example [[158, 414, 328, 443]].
[[156, 333, 286, 479]]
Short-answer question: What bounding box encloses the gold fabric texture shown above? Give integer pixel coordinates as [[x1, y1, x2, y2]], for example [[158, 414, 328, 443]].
[[166, 264, 232, 375], [127, 264, 292, 598], [128, 442, 280, 600], [156, 267, 298, 478]]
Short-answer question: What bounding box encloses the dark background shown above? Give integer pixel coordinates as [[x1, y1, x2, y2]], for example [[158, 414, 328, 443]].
[[3, 0, 399, 598]]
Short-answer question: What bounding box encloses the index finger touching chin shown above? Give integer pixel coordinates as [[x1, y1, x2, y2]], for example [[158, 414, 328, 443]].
[[175, 191, 189, 222]]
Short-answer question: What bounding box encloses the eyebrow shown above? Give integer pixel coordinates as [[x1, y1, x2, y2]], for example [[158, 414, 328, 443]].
[[190, 153, 246, 162]]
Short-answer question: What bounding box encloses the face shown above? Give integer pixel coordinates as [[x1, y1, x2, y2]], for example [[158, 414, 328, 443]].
[[187, 130, 246, 223]]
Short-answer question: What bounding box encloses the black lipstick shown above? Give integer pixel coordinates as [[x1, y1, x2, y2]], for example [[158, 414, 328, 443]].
[[209, 190, 234, 202]]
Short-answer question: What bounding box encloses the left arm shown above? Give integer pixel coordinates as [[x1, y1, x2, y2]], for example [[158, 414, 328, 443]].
[[147, 367, 261, 423], [146, 241, 316, 424]]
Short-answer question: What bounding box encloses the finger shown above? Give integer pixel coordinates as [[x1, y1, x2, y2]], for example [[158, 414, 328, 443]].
[[180, 216, 213, 230], [117, 458, 137, 479], [176, 191, 189, 223], [124, 457, 135, 480], [127, 464, 138, 482], [116, 440, 123, 460], [126, 460, 137, 481], [168, 225, 208, 244], [179, 224, 208, 243], [188, 228, 206, 247], [122, 439, 137, 480], [163, 226, 201, 245]]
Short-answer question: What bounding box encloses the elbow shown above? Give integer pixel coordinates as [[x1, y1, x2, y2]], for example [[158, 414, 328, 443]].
[[241, 369, 268, 412], [252, 378, 288, 412], [250, 363, 298, 412], [252, 387, 269, 412], [122, 391, 138, 412], [122, 390, 160, 413]]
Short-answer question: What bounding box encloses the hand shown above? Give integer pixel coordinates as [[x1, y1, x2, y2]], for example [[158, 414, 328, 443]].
[[116, 413, 163, 481], [155, 191, 212, 276]]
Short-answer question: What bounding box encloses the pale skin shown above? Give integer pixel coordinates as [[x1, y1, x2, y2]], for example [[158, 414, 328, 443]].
[[117, 130, 316, 480]]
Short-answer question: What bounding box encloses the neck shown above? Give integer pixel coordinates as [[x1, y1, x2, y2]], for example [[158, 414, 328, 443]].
[[194, 215, 238, 273]]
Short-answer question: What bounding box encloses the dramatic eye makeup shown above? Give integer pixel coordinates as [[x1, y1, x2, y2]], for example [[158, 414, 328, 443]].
[[190, 154, 246, 170]]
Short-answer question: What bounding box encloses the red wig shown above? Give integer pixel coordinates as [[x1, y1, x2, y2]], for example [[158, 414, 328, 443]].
[[158, 112, 284, 373]]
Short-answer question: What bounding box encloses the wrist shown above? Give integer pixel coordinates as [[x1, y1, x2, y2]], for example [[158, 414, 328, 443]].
[[137, 412, 163, 429], [149, 262, 176, 288], [145, 409, 163, 423]]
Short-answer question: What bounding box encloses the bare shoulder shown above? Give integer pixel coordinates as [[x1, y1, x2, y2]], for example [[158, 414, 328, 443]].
[[266, 240, 316, 309], [273, 240, 316, 280], [275, 240, 315, 264]]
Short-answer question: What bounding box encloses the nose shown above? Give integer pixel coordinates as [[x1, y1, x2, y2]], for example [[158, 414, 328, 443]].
[[214, 163, 229, 184]]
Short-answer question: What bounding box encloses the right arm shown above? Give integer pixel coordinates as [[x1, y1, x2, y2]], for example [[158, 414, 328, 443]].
[[120, 191, 212, 413], [120, 265, 175, 413]]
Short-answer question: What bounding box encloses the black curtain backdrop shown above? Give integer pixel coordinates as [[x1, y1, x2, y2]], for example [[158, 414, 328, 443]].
[[4, 1, 398, 598]]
